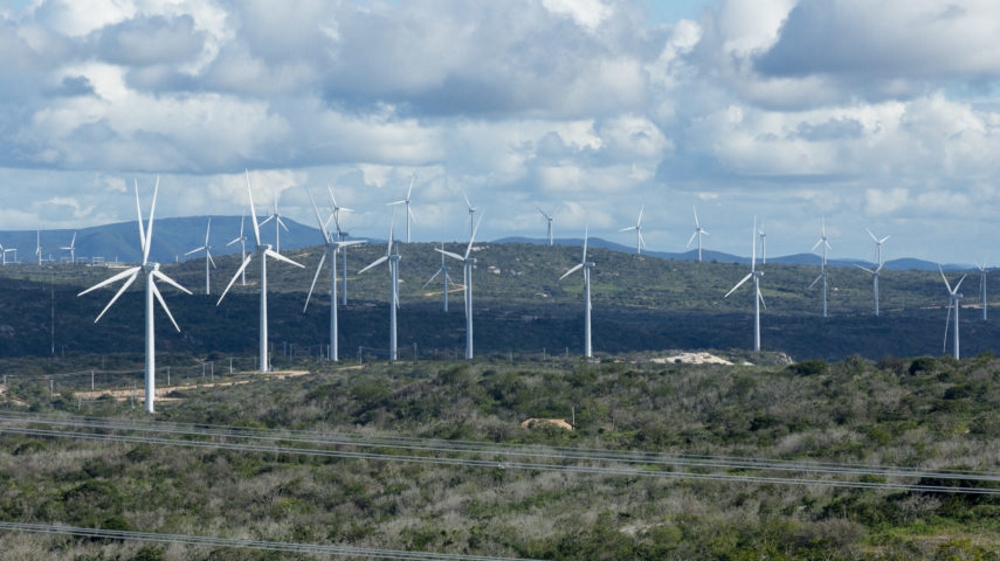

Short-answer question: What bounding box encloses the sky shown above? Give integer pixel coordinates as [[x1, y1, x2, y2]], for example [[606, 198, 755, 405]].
[[2, 0, 1000, 265]]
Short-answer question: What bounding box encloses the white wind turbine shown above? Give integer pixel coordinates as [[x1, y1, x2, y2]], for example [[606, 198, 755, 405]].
[[0, 243, 16, 265], [60, 232, 77, 263], [78, 178, 191, 414], [304, 187, 365, 362], [725, 217, 764, 351], [438, 214, 484, 360], [423, 244, 456, 312], [462, 190, 478, 238], [226, 215, 248, 286], [388, 176, 416, 243], [185, 218, 216, 295], [34, 230, 42, 265], [260, 193, 289, 253], [857, 228, 890, 316], [537, 206, 558, 246], [809, 218, 832, 318], [217, 172, 305, 373], [686, 206, 709, 262], [619, 206, 646, 255], [359, 217, 401, 361], [940, 266, 966, 360], [329, 186, 355, 306], [977, 259, 988, 321], [559, 227, 594, 358], [757, 222, 767, 264]]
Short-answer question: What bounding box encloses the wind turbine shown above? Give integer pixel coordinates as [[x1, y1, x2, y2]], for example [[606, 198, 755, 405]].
[[329, 186, 354, 306], [537, 206, 558, 246], [185, 218, 217, 295], [60, 233, 77, 264], [725, 217, 764, 351], [809, 218, 832, 318], [34, 230, 42, 265], [757, 222, 767, 265], [559, 227, 594, 358], [78, 178, 191, 414], [866, 228, 890, 267], [226, 215, 248, 286], [423, 244, 455, 312], [619, 206, 646, 255], [217, 172, 305, 373], [304, 187, 365, 362], [686, 206, 709, 262], [0, 243, 16, 265], [438, 214, 484, 360], [388, 176, 416, 243], [977, 260, 988, 321], [359, 216, 401, 361], [940, 266, 966, 360], [855, 262, 884, 317], [260, 193, 289, 253], [462, 190, 478, 238]]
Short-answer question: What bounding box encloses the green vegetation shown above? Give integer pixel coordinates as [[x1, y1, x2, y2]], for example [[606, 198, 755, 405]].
[[1, 352, 1000, 559]]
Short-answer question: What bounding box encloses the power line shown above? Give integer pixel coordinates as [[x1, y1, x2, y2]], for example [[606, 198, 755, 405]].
[[2, 412, 998, 494], [0, 521, 545, 561]]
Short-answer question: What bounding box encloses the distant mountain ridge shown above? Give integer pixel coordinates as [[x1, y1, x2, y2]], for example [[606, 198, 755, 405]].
[[0, 222, 974, 271]]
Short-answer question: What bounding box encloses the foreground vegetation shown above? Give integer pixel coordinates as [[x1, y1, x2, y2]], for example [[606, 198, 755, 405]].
[[2, 351, 1000, 559]]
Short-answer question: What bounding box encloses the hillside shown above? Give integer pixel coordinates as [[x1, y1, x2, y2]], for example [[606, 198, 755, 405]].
[[1, 353, 1000, 559], [0, 241, 996, 362]]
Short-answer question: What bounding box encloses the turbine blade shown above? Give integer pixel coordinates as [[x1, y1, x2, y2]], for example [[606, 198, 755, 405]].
[[359, 255, 388, 274], [757, 287, 767, 310], [939, 265, 953, 293], [954, 274, 967, 293], [855, 264, 875, 274], [150, 279, 182, 332], [686, 231, 697, 248], [277, 216, 289, 232], [78, 266, 142, 296], [208, 252, 216, 269], [151, 270, 192, 295], [184, 246, 206, 256], [866, 227, 877, 242], [560, 262, 584, 281], [94, 271, 140, 323], [307, 187, 332, 244], [465, 213, 485, 259], [143, 176, 159, 264], [436, 248, 465, 262], [246, 170, 262, 246], [725, 273, 753, 298], [422, 268, 442, 289], [304, 250, 328, 312], [134, 180, 146, 258], [582, 227, 589, 262], [217, 254, 254, 305], [265, 248, 304, 268], [809, 274, 823, 289], [205, 217, 212, 244]]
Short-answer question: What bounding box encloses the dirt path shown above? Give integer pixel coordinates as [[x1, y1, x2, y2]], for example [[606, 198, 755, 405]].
[[71, 370, 314, 401]]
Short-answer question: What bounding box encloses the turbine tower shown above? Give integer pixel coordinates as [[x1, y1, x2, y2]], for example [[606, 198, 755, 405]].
[[226, 215, 248, 286], [60, 232, 77, 264], [619, 206, 646, 255], [34, 230, 42, 265], [423, 244, 454, 312], [559, 227, 595, 358], [304, 187, 364, 362], [217, 171, 305, 373], [359, 218, 401, 361], [388, 176, 416, 243], [260, 193, 289, 253], [687, 206, 709, 262], [977, 260, 988, 321], [725, 217, 764, 352], [438, 214, 484, 360], [940, 266, 966, 360], [78, 178, 191, 414], [810, 218, 832, 318], [184, 217, 216, 295], [537, 206, 558, 246]]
